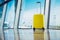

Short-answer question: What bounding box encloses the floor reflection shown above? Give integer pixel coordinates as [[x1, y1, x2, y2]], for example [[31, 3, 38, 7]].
[[4, 29, 14, 40], [4, 29, 44, 40], [34, 29, 44, 40], [4, 29, 60, 40], [19, 29, 34, 40], [49, 29, 60, 40]]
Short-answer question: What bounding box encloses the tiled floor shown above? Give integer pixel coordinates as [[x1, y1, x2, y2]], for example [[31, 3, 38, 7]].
[[19, 29, 34, 40], [4, 29, 60, 40], [49, 29, 60, 40], [4, 29, 14, 40]]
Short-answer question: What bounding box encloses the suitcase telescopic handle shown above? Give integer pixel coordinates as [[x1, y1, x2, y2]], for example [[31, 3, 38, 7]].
[[36, 2, 41, 14]]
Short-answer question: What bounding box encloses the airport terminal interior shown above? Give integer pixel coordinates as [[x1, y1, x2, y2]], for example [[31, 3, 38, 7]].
[[0, 0, 60, 40]]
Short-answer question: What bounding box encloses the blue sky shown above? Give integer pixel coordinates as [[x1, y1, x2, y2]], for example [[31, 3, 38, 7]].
[[22, 0, 45, 11]]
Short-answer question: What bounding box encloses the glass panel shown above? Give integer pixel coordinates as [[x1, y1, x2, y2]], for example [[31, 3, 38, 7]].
[[19, 0, 45, 28], [3, 0, 15, 28], [0, 6, 4, 18], [4, 29, 14, 40], [49, 0, 60, 29], [0, 0, 4, 18], [0, 0, 4, 4]]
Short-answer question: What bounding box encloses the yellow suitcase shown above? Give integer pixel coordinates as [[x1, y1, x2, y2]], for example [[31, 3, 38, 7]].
[[33, 14, 44, 29]]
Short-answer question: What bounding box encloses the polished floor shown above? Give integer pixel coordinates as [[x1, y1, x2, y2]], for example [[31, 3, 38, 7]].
[[4, 29, 60, 40]]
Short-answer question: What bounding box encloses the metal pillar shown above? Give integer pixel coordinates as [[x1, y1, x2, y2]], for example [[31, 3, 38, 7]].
[[13, 0, 22, 40], [0, 1, 7, 40], [44, 0, 51, 40]]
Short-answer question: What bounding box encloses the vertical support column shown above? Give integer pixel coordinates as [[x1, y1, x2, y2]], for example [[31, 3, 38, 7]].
[[0, 1, 7, 40], [44, 0, 51, 40], [13, 0, 22, 40], [45, 0, 50, 29]]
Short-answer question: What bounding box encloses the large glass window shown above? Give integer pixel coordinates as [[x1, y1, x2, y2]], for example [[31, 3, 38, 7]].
[[49, 0, 60, 29], [3, 0, 15, 28], [19, 0, 45, 28], [0, 6, 3, 18]]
